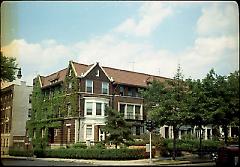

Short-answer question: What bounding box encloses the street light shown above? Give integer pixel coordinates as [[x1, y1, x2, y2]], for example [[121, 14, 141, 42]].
[[16, 68, 22, 79]]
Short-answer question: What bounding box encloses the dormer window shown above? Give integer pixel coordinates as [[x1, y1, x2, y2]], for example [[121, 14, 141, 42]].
[[120, 86, 124, 96], [96, 70, 99, 77]]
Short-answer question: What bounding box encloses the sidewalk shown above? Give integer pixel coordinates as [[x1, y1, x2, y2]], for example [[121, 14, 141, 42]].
[[1, 155, 213, 166]]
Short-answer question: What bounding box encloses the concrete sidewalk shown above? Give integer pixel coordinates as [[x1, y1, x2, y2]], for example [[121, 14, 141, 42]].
[[1, 155, 212, 166]]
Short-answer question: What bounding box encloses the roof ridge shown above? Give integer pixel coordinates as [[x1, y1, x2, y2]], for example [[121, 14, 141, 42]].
[[102, 66, 170, 79], [72, 61, 91, 67], [43, 67, 68, 78]]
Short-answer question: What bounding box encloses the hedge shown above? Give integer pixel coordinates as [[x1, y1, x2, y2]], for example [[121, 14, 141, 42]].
[[34, 148, 155, 160], [9, 149, 34, 157]]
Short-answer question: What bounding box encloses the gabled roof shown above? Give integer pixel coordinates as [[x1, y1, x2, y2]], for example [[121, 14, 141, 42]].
[[39, 61, 169, 88]]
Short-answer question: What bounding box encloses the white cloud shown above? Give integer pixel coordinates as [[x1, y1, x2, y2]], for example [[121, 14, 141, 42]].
[[197, 2, 239, 36], [115, 2, 172, 37], [1, 2, 238, 86]]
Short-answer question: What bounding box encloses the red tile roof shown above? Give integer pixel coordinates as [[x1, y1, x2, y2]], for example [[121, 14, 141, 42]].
[[40, 61, 169, 88]]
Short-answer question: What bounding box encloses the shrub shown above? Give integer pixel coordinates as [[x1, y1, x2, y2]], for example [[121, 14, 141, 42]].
[[41, 148, 150, 160], [33, 148, 45, 157], [91, 142, 105, 149], [9, 148, 33, 157], [71, 142, 87, 149]]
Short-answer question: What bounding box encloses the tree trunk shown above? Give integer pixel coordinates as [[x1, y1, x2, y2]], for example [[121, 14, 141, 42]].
[[199, 126, 203, 159], [115, 143, 117, 149], [222, 125, 229, 146], [172, 126, 177, 160]]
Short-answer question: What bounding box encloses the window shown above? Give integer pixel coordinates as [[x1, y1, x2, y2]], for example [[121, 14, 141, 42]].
[[69, 69, 72, 76], [136, 126, 141, 136], [102, 82, 109, 94], [67, 104, 71, 117], [96, 70, 99, 77], [96, 103, 102, 115], [120, 104, 125, 115], [29, 94, 32, 103], [68, 82, 72, 89], [104, 103, 108, 116], [33, 129, 36, 139], [127, 105, 134, 119], [86, 102, 93, 115], [128, 88, 133, 96], [135, 105, 141, 120], [86, 80, 93, 93], [28, 108, 32, 118], [41, 128, 45, 138], [86, 125, 92, 139], [120, 86, 124, 96]]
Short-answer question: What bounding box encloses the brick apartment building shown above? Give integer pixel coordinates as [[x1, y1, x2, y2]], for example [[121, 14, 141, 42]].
[[28, 61, 167, 147], [27, 61, 238, 148], [1, 81, 32, 155]]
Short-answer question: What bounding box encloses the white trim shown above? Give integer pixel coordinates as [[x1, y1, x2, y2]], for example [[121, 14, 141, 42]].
[[85, 80, 93, 93], [70, 61, 78, 76], [38, 75, 43, 87], [80, 62, 113, 82], [84, 97, 109, 117], [118, 102, 143, 120], [85, 124, 94, 141]]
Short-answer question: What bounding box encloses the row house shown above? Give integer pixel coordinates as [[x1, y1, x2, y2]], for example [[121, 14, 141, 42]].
[[28, 61, 166, 147], [1, 81, 32, 155]]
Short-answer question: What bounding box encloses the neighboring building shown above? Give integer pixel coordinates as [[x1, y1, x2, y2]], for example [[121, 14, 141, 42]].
[[28, 61, 167, 147], [1, 81, 32, 155]]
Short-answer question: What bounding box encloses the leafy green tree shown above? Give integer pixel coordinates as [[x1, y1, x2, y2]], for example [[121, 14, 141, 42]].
[[0, 52, 19, 82], [143, 64, 189, 160], [103, 107, 133, 149], [186, 78, 211, 157]]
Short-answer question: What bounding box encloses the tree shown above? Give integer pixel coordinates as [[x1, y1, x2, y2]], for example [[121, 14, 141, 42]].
[[0, 52, 19, 82], [103, 107, 133, 149], [186, 78, 211, 158], [142, 64, 189, 160]]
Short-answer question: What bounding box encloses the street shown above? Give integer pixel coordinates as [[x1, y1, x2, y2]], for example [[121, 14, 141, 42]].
[[1, 158, 93, 166], [1, 158, 216, 166]]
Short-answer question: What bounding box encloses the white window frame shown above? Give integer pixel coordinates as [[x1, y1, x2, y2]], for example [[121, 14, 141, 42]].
[[102, 82, 109, 95], [84, 97, 109, 117], [86, 80, 93, 93], [85, 124, 93, 140], [118, 102, 143, 120], [86, 102, 93, 116]]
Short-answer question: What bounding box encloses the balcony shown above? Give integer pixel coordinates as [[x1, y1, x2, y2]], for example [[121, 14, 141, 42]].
[[124, 114, 143, 120]]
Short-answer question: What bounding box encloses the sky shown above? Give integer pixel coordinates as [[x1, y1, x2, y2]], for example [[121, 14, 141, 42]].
[[1, 1, 239, 86]]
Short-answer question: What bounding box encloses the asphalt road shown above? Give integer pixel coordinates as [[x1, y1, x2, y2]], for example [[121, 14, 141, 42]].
[[1, 158, 94, 166]]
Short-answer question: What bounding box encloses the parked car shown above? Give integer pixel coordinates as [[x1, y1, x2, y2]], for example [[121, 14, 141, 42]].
[[215, 145, 239, 167]]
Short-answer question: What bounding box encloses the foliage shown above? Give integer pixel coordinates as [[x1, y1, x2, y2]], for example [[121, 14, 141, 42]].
[[9, 148, 34, 157], [142, 64, 189, 160], [36, 148, 150, 160], [0, 52, 19, 82], [71, 142, 87, 149], [103, 107, 133, 149], [27, 62, 80, 149]]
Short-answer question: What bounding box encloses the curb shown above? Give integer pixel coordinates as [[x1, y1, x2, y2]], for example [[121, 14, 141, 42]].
[[1, 156, 214, 166]]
